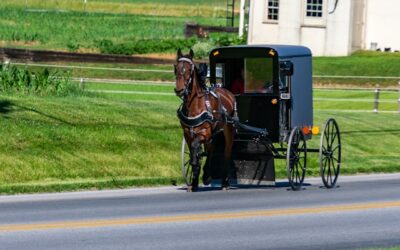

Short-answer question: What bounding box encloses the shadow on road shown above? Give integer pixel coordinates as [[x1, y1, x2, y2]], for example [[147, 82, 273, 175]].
[[177, 181, 313, 192]]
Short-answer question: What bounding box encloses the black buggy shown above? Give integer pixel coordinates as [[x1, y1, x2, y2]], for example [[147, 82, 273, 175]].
[[181, 45, 342, 190]]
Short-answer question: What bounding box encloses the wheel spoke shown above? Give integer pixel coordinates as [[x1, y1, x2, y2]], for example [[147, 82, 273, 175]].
[[325, 125, 330, 143], [332, 144, 341, 152], [327, 158, 332, 181], [325, 130, 330, 147], [331, 160, 337, 176], [299, 159, 306, 172], [330, 159, 334, 184], [330, 130, 337, 145], [332, 156, 339, 163]]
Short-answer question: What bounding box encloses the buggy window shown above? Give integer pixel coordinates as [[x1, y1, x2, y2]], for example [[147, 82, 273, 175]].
[[244, 58, 274, 93]]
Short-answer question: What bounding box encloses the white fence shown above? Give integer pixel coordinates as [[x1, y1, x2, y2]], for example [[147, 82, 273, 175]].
[[7, 61, 400, 113]]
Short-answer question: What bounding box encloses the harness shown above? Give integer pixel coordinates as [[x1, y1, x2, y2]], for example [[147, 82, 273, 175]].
[[177, 107, 213, 127]]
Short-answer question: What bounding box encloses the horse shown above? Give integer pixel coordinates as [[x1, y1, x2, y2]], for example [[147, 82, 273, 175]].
[[174, 48, 236, 192]]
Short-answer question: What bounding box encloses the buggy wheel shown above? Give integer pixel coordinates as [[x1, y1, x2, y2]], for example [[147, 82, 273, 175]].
[[320, 118, 341, 188], [286, 127, 307, 191]]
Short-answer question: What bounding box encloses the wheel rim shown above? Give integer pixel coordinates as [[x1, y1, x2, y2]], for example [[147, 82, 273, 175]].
[[286, 127, 307, 191], [320, 118, 341, 188], [181, 137, 193, 186]]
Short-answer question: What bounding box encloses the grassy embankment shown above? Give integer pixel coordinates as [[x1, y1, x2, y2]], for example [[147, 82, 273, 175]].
[[1, 50, 399, 193], [314, 51, 400, 87], [0, 83, 399, 194], [0, 94, 182, 194]]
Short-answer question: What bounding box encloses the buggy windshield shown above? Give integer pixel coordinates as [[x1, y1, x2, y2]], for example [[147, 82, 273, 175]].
[[244, 58, 274, 93]]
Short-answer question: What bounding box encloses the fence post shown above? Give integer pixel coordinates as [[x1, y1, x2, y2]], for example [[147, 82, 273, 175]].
[[373, 86, 380, 113], [3, 58, 10, 68], [79, 78, 85, 89]]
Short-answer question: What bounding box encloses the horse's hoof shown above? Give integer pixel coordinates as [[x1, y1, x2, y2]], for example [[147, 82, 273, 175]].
[[222, 186, 229, 191], [202, 175, 212, 185], [187, 186, 198, 192]]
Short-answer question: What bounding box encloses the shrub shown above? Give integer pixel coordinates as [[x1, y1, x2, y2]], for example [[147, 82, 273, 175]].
[[192, 41, 214, 59], [67, 41, 80, 52], [211, 33, 247, 47], [96, 38, 197, 55], [0, 64, 84, 96]]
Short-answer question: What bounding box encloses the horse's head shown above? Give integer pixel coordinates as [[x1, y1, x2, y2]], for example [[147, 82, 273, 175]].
[[174, 48, 195, 98]]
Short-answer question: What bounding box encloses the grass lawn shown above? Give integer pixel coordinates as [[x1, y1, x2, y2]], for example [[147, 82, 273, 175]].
[[0, 7, 225, 51], [0, 83, 399, 194], [313, 51, 400, 87], [0, 93, 182, 193], [5, 0, 237, 17], [0, 0, 238, 52]]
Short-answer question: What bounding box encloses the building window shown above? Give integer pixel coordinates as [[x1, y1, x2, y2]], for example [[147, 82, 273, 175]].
[[267, 0, 279, 20], [306, 0, 323, 17]]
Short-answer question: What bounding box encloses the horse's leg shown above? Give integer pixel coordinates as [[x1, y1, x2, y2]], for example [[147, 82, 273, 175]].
[[221, 125, 234, 190], [202, 142, 214, 185], [188, 138, 201, 192]]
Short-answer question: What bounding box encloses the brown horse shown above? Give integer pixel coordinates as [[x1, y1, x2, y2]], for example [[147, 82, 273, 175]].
[[174, 49, 236, 192]]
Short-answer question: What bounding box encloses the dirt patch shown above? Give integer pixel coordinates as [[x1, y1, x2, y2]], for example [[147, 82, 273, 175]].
[[0, 40, 41, 46], [139, 53, 176, 60]]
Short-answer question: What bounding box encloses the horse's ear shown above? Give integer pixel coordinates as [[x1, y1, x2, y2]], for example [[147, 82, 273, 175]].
[[189, 49, 194, 59], [176, 48, 182, 60]]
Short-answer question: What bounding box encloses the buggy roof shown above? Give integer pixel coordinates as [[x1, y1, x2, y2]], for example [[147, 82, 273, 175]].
[[210, 45, 312, 59]]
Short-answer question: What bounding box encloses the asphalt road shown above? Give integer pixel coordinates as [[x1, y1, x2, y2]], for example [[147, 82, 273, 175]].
[[1, 174, 400, 250]]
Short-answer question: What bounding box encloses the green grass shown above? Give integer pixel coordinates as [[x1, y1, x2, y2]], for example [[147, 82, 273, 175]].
[[0, 6, 228, 51], [11, 62, 175, 82], [314, 51, 400, 87], [4, 0, 238, 17], [0, 83, 399, 194], [0, 94, 182, 193]]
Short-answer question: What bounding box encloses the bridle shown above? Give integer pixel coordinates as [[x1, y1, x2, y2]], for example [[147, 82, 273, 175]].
[[174, 57, 195, 98]]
